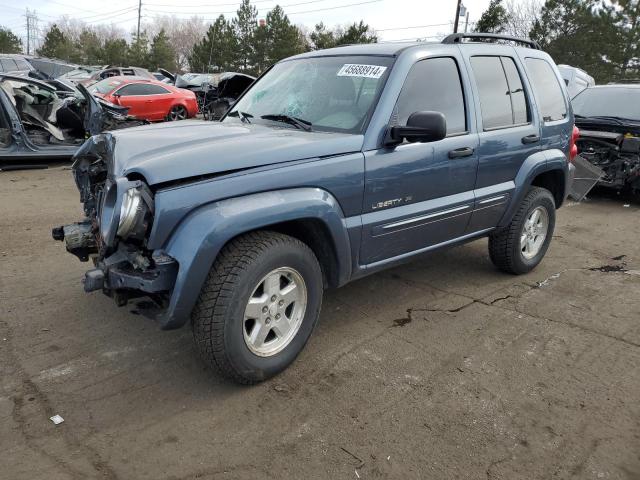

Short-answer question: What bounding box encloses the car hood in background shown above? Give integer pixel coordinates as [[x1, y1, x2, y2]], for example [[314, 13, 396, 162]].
[[87, 121, 364, 185]]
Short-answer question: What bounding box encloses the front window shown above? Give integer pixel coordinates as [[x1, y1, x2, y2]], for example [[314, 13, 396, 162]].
[[224, 55, 393, 133], [572, 87, 640, 121], [90, 78, 123, 95]]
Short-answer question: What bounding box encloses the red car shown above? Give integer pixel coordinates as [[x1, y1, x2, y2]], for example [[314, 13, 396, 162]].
[[89, 76, 198, 122]]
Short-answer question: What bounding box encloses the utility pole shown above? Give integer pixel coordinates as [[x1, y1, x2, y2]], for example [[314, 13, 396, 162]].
[[24, 9, 38, 55], [453, 0, 462, 33], [137, 0, 142, 39], [464, 10, 470, 32]]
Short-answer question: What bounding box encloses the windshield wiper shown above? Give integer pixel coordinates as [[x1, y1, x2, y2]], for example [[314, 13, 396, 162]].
[[227, 110, 253, 123], [261, 114, 312, 131]]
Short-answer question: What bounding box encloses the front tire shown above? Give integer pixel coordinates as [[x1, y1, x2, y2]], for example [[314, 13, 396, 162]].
[[488, 186, 556, 274], [192, 231, 323, 384]]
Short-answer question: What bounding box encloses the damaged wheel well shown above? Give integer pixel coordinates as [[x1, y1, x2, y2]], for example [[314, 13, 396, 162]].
[[531, 169, 565, 207]]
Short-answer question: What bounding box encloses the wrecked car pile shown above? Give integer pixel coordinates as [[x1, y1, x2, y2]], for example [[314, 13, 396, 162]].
[[175, 72, 255, 120], [0, 74, 145, 165]]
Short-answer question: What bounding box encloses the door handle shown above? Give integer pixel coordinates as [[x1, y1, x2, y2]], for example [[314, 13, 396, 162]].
[[521, 134, 540, 144], [448, 147, 474, 159]]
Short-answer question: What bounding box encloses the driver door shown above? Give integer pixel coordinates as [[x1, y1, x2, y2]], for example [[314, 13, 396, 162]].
[[360, 56, 479, 265]]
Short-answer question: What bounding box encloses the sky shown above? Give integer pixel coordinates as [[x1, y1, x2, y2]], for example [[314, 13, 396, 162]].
[[2, 0, 494, 49]]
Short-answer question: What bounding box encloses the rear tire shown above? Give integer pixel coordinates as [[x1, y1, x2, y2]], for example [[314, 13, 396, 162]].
[[167, 105, 187, 121], [489, 186, 556, 274], [192, 231, 323, 384]]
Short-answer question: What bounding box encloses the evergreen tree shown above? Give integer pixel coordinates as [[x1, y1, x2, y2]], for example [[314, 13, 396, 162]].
[[37, 24, 76, 61], [189, 15, 239, 72], [128, 31, 150, 68], [150, 29, 177, 71], [76, 29, 101, 64], [475, 0, 510, 33], [610, 0, 640, 79], [265, 6, 307, 65], [530, 0, 618, 82], [335, 21, 377, 45], [252, 22, 270, 73], [101, 38, 128, 66], [309, 22, 337, 50], [233, 0, 258, 71], [0, 27, 22, 54]]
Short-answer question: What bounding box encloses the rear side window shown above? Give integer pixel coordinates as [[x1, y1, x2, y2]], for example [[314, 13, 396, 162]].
[[117, 83, 170, 96], [470, 56, 530, 129], [524, 58, 567, 122], [395, 57, 466, 135]]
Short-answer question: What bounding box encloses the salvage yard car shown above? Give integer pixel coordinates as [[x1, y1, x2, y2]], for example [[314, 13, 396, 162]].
[[0, 74, 144, 165], [54, 34, 576, 383], [572, 83, 640, 195], [90, 76, 198, 122]]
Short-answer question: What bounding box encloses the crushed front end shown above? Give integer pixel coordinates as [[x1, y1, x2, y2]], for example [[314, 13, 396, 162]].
[[577, 127, 640, 195], [52, 135, 177, 313]]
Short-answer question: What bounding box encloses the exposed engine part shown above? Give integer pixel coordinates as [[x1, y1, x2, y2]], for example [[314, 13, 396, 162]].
[[577, 130, 640, 194], [52, 220, 98, 261]]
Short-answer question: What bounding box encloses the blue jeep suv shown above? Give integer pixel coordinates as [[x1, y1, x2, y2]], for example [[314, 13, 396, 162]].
[[54, 34, 577, 383]]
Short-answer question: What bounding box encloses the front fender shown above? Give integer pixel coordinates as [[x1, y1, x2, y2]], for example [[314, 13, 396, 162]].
[[157, 187, 351, 329], [497, 149, 569, 228]]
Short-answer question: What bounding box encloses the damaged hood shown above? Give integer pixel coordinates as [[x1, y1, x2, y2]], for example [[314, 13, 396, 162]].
[[81, 121, 364, 185]]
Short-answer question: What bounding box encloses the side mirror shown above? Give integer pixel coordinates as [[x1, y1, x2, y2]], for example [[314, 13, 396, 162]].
[[387, 111, 447, 145]]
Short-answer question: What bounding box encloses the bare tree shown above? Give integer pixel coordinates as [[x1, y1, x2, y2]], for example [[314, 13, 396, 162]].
[[504, 0, 542, 38], [142, 15, 207, 71]]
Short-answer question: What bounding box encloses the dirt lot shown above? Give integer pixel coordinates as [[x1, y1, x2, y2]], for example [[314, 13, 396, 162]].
[[1, 166, 639, 480]]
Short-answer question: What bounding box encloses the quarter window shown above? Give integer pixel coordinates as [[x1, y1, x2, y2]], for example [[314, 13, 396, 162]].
[[524, 57, 567, 122], [471, 56, 530, 129], [395, 57, 467, 135]]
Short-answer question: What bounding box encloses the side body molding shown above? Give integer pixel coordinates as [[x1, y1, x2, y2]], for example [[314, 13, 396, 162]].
[[497, 148, 569, 228], [158, 188, 352, 329]]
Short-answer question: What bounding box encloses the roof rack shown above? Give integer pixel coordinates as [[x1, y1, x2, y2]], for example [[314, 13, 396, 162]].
[[441, 33, 541, 50]]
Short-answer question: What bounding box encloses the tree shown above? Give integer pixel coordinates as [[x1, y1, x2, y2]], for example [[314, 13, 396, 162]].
[[265, 6, 307, 65], [0, 27, 22, 54], [101, 38, 128, 66], [530, 0, 618, 82], [189, 15, 239, 72], [610, 0, 640, 79], [149, 29, 177, 71], [37, 24, 76, 61], [128, 30, 150, 68], [503, 0, 542, 38], [309, 22, 337, 50], [76, 29, 102, 64], [336, 21, 377, 45], [475, 0, 510, 33], [233, 0, 258, 71]]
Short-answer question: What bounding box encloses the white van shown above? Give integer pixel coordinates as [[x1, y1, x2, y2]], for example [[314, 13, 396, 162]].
[[557, 65, 595, 98]]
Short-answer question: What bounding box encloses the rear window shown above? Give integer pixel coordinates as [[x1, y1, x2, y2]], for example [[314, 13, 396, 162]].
[[524, 58, 567, 122], [470, 56, 530, 129], [0, 58, 18, 72]]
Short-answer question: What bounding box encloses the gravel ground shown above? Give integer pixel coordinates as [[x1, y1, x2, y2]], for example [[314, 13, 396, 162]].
[[1, 166, 639, 480]]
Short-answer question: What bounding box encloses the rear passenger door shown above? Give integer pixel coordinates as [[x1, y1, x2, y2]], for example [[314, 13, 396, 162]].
[[463, 52, 541, 232], [361, 56, 479, 265], [521, 57, 570, 154]]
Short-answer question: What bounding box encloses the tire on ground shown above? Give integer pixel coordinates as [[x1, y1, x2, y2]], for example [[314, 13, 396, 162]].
[[191, 230, 323, 384], [488, 186, 556, 275]]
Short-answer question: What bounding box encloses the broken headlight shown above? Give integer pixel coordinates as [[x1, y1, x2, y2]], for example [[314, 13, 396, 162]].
[[116, 184, 153, 240]]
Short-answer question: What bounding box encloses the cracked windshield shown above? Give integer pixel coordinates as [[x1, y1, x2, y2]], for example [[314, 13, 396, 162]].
[[224, 56, 393, 133]]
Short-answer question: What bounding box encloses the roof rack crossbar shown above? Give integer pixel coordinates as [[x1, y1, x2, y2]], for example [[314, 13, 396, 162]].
[[441, 33, 541, 50]]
